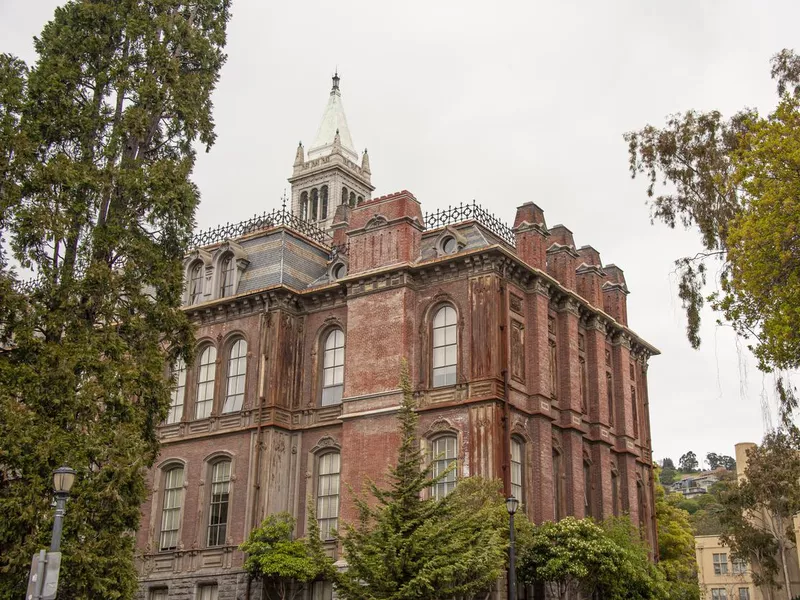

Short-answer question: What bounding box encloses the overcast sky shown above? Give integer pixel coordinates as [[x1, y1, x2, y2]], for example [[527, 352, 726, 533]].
[[3, 0, 798, 466]]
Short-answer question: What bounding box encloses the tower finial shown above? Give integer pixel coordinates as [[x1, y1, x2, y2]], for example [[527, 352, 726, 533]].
[[331, 70, 340, 94]]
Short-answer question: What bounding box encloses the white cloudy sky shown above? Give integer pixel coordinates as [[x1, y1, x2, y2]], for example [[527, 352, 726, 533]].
[[3, 0, 798, 466]]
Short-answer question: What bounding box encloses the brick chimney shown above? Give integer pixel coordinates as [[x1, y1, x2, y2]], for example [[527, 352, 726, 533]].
[[576, 245, 606, 308], [546, 224, 579, 291], [346, 190, 423, 274], [513, 202, 549, 270], [602, 264, 629, 325]]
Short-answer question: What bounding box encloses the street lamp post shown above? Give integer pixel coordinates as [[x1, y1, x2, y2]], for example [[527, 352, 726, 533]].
[[506, 496, 519, 600], [50, 466, 76, 552]]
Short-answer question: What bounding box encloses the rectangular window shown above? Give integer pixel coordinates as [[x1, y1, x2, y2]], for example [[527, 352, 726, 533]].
[[583, 461, 593, 518], [312, 580, 334, 600], [738, 589, 750, 600], [159, 467, 184, 551], [511, 439, 523, 503], [553, 449, 563, 520], [166, 358, 186, 424], [611, 470, 619, 516], [606, 372, 614, 426], [579, 357, 588, 414], [207, 461, 231, 547], [432, 436, 458, 500], [198, 584, 218, 600], [711, 590, 728, 600], [317, 453, 341, 540], [713, 553, 729, 575], [149, 589, 168, 600], [631, 386, 639, 437], [732, 558, 747, 575]]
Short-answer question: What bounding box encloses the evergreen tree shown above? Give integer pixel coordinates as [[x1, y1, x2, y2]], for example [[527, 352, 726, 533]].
[[679, 451, 699, 473], [336, 362, 509, 600], [0, 1, 230, 597], [659, 457, 677, 485]]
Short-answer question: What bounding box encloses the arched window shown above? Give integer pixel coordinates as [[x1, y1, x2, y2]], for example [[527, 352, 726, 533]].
[[321, 329, 345, 406], [606, 372, 615, 427], [611, 463, 620, 516], [320, 185, 329, 220], [166, 357, 186, 424], [207, 460, 231, 547], [431, 435, 458, 500], [301, 191, 309, 220], [341, 186, 348, 205], [584, 458, 593, 518], [552, 447, 563, 520], [637, 479, 646, 529], [195, 346, 217, 419], [159, 466, 184, 551], [511, 437, 524, 503], [317, 452, 340, 540], [357, 195, 364, 205], [190, 262, 204, 305], [349, 191, 356, 207], [219, 254, 235, 298], [432, 306, 457, 388], [311, 188, 319, 221], [222, 339, 247, 413]]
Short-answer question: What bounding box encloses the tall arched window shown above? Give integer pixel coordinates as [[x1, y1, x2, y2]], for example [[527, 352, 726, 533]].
[[553, 447, 564, 520], [584, 458, 593, 518], [349, 191, 356, 207], [611, 463, 620, 516], [190, 263, 204, 305], [321, 329, 345, 406], [317, 452, 340, 540], [222, 339, 247, 413], [301, 191, 309, 220], [357, 195, 364, 205], [341, 186, 348, 205], [431, 435, 458, 500], [207, 460, 231, 547], [166, 357, 186, 424], [606, 372, 615, 427], [432, 306, 457, 388], [320, 185, 329, 220], [219, 255, 235, 298], [511, 437, 524, 503], [195, 346, 217, 419], [159, 466, 184, 551], [637, 479, 646, 529], [311, 188, 319, 221]]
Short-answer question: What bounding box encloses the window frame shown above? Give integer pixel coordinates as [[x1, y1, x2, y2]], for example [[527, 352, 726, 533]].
[[219, 253, 236, 298], [222, 338, 247, 414], [431, 304, 458, 388], [190, 261, 204, 305], [713, 553, 729, 575], [711, 590, 728, 600], [197, 583, 219, 600], [159, 464, 185, 552], [166, 357, 187, 424], [552, 446, 564, 520], [316, 451, 341, 541], [430, 434, 458, 500], [511, 436, 524, 504], [206, 459, 232, 547], [320, 328, 345, 406], [194, 344, 217, 420], [583, 457, 593, 518]]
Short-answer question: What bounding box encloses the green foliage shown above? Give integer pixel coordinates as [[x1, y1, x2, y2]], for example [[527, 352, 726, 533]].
[[679, 451, 699, 473], [659, 458, 678, 485], [719, 431, 800, 594], [336, 362, 512, 600], [686, 473, 736, 536], [654, 476, 701, 600], [706, 453, 736, 471], [0, 1, 230, 597], [240, 511, 335, 600], [518, 516, 665, 600], [625, 49, 800, 419]]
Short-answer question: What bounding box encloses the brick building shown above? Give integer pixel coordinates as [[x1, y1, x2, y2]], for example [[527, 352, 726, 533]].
[[135, 74, 659, 600]]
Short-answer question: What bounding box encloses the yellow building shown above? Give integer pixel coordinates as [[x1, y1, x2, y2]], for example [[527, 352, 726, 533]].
[[696, 535, 761, 600]]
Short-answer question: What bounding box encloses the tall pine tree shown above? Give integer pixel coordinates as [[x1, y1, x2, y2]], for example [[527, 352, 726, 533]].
[[0, 1, 230, 597], [337, 361, 509, 600]]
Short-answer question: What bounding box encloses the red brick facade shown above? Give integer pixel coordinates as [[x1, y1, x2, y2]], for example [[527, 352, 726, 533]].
[[136, 190, 659, 600]]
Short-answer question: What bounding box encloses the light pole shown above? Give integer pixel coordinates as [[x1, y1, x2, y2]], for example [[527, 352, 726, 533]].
[[50, 466, 76, 552], [506, 496, 519, 600]]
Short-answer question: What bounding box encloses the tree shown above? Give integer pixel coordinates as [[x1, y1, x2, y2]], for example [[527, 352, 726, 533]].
[[336, 362, 510, 600], [518, 516, 665, 600], [719, 431, 800, 598], [679, 451, 699, 473], [660, 457, 678, 485], [240, 509, 336, 600], [687, 472, 735, 536], [707, 453, 736, 471], [653, 474, 701, 600], [624, 50, 800, 421], [0, 1, 230, 597]]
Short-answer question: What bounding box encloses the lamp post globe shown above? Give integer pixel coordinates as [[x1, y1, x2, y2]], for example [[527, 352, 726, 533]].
[[50, 466, 76, 553]]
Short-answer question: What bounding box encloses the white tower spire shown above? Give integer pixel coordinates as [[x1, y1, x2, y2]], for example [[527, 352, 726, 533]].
[[307, 71, 359, 163]]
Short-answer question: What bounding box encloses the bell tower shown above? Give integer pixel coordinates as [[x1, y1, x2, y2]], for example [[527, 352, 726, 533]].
[[289, 72, 374, 232]]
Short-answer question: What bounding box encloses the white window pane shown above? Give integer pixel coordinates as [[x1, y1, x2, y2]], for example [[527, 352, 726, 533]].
[[323, 369, 334, 386], [444, 345, 457, 366], [333, 366, 344, 384], [334, 347, 345, 366], [433, 347, 445, 368], [433, 328, 445, 347], [444, 325, 456, 345]]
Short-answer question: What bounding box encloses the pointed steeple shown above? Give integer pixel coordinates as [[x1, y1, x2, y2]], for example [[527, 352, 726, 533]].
[[294, 141, 304, 166], [307, 72, 359, 163], [361, 148, 371, 174]]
